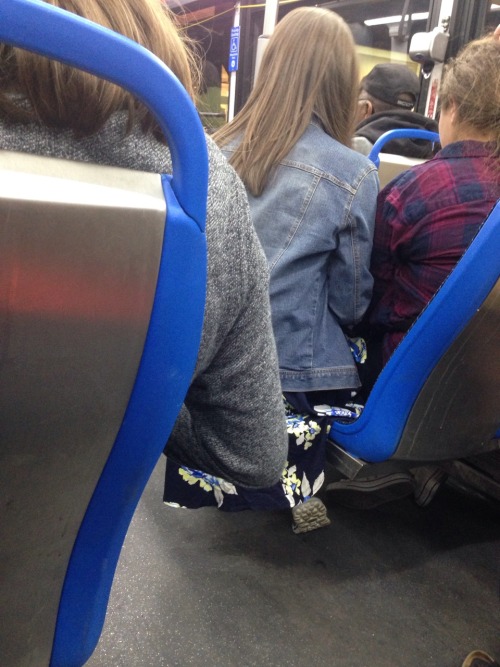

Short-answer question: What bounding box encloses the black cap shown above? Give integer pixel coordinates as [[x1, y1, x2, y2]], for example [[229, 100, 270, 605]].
[[360, 63, 420, 110]]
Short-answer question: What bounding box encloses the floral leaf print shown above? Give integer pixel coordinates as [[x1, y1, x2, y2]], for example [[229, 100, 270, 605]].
[[345, 402, 364, 418], [286, 415, 321, 450], [347, 336, 367, 364], [179, 467, 214, 491], [312, 471, 325, 496], [176, 466, 239, 507], [300, 471, 324, 500], [213, 486, 224, 507], [281, 464, 301, 507], [303, 420, 320, 449], [301, 473, 312, 499], [219, 479, 238, 495], [286, 415, 307, 446], [213, 479, 238, 507]]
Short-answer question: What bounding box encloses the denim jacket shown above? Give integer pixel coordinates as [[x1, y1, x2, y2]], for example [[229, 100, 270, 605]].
[[223, 120, 378, 391]]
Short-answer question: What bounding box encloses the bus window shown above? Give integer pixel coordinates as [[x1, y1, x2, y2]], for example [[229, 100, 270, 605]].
[[170, 0, 499, 120], [333, 2, 431, 77], [484, 3, 500, 32]]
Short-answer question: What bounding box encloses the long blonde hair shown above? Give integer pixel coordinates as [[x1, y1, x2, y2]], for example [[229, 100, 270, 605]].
[[440, 32, 500, 161], [213, 7, 359, 196], [0, 0, 199, 137]]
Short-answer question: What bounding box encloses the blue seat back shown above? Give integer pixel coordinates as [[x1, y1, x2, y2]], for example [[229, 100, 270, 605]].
[[0, 1, 207, 666], [329, 199, 500, 463]]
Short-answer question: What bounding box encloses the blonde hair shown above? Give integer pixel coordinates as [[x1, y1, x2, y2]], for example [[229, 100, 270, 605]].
[[440, 32, 500, 160], [0, 0, 199, 137], [214, 7, 359, 196]]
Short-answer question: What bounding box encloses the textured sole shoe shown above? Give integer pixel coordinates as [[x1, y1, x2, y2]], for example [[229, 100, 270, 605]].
[[325, 472, 414, 509], [291, 497, 331, 534]]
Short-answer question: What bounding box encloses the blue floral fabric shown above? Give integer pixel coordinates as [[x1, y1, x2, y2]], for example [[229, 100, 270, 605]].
[[163, 396, 362, 512]]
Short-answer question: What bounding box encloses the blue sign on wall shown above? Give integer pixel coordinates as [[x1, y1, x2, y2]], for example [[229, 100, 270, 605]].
[[228, 26, 240, 72]]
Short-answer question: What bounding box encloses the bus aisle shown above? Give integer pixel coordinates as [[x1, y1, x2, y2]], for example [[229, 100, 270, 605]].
[[87, 460, 500, 667]]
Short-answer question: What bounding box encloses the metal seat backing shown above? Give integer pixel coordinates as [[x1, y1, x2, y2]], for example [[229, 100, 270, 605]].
[[1, 154, 166, 666], [0, 1, 208, 666]]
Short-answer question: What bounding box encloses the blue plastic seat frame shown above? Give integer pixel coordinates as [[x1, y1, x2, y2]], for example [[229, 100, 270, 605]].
[[329, 194, 500, 462], [368, 128, 440, 167], [0, 1, 208, 665]]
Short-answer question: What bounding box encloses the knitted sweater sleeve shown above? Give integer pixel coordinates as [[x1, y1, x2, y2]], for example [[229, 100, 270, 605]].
[[165, 142, 288, 488], [0, 118, 286, 488]]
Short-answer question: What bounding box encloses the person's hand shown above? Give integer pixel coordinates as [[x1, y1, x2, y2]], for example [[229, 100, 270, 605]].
[[494, 24, 500, 41]]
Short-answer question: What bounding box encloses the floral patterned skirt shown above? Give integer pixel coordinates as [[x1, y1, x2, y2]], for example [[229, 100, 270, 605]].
[[163, 393, 362, 512]]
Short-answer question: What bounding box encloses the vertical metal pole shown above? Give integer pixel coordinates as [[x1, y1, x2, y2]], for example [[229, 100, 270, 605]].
[[228, 2, 240, 122], [253, 0, 279, 85], [424, 0, 455, 118], [262, 0, 279, 36]]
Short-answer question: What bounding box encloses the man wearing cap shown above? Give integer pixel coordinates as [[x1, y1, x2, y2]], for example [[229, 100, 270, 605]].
[[353, 63, 438, 159]]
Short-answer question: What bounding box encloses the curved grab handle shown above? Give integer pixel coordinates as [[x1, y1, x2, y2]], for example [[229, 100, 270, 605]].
[[368, 129, 440, 168], [0, 0, 207, 230]]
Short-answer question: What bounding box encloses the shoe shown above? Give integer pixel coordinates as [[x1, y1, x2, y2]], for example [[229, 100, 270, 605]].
[[461, 650, 500, 667], [325, 472, 414, 509], [291, 497, 331, 534], [412, 466, 447, 507]]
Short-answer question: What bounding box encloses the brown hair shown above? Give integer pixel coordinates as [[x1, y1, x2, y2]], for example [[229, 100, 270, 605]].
[[440, 32, 500, 160], [213, 7, 359, 196], [0, 0, 199, 137]]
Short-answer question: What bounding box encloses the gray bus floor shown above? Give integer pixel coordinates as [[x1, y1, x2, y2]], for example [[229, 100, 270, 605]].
[[87, 460, 500, 667]]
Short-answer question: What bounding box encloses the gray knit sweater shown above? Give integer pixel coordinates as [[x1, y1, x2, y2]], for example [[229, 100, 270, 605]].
[[0, 113, 288, 488]]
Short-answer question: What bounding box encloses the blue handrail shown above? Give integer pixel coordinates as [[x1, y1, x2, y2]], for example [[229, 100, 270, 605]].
[[368, 129, 440, 167]]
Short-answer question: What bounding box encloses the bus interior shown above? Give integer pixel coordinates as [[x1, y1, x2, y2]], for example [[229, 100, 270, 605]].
[[1, 1, 499, 666]]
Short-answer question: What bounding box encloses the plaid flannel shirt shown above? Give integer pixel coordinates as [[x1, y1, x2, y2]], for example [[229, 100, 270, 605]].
[[368, 140, 500, 362]]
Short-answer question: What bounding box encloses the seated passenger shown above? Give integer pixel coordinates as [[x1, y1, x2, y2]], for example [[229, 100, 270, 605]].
[[0, 0, 288, 489], [353, 63, 439, 159], [366, 32, 500, 376], [327, 32, 500, 509], [164, 7, 378, 532]]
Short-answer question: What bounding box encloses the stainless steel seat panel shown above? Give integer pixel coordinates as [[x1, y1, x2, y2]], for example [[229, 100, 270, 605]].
[[0, 152, 166, 667]]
